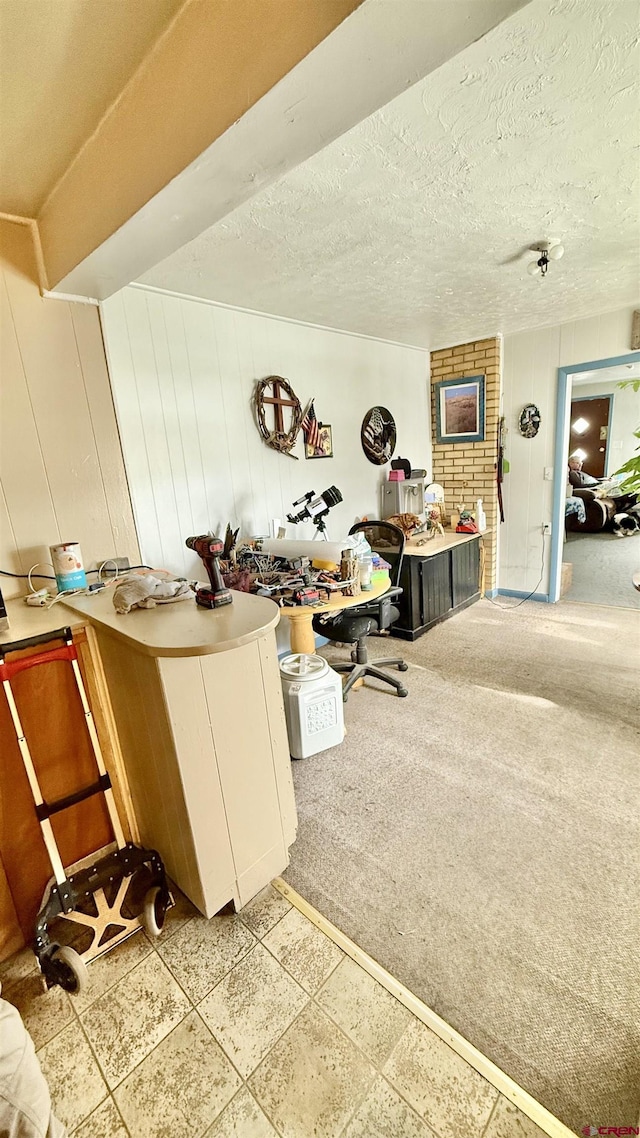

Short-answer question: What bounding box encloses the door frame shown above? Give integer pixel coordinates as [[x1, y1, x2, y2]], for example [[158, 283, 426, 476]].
[[550, 351, 640, 602]]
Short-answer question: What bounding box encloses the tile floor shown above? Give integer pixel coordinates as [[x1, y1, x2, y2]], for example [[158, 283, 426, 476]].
[[0, 884, 548, 1138]]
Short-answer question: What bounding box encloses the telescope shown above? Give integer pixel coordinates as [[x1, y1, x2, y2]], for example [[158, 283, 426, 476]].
[[287, 486, 343, 539]]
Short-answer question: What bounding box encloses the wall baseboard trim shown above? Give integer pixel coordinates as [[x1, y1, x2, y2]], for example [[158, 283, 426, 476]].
[[272, 878, 575, 1138], [484, 588, 499, 598], [497, 589, 550, 602]]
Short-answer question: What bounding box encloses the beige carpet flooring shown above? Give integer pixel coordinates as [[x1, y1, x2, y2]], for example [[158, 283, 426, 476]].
[[284, 598, 640, 1135], [564, 530, 640, 609]]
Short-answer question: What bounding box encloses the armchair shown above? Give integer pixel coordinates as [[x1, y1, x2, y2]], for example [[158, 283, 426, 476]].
[[565, 488, 617, 533], [312, 521, 408, 701]]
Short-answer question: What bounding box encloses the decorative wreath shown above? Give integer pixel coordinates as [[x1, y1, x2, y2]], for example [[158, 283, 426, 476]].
[[254, 376, 303, 457]]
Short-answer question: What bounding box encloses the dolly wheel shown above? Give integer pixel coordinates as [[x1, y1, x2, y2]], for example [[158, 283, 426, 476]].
[[50, 946, 88, 994], [142, 886, 167, 938], [398, 663, 409, 672], [398, 687, 408, 697]]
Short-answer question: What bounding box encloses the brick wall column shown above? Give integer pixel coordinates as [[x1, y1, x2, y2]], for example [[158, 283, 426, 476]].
[[430, 337, 501, 592]]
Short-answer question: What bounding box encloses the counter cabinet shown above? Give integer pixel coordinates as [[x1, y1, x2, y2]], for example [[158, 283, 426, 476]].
[[62, 588, 297, 920], [391, 534, 482, 640]]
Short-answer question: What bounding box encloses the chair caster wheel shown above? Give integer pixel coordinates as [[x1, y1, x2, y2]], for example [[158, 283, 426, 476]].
[[398, 662, 408, 672], [397, 688, 408, 697]]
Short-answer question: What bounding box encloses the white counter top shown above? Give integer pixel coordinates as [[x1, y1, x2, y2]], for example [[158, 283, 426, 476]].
[[0, 597, 85, 648], [404, 530, 484, 558], [61, 587, 280, 658]]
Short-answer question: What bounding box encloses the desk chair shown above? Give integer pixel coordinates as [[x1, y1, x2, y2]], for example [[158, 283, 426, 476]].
[[312, 521, 408, 701]]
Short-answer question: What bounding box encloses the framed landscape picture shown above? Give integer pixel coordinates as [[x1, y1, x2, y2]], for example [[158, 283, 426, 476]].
[[435, 375, 485, 444]]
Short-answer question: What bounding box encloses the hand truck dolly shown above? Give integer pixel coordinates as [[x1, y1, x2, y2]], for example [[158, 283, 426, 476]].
[[0, 626, 171, 994]]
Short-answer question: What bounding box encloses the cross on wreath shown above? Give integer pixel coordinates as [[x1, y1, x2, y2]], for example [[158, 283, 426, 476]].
[[254, 375, 303, 457]]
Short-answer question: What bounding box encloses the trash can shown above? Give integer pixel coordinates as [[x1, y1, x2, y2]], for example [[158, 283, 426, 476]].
[[279, 653, 345, 760]]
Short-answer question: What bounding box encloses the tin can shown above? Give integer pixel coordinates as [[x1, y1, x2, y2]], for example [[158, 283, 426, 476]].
[[50, 542, 87, 592]]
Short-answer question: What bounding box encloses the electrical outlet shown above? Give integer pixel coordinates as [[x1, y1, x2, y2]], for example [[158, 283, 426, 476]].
[[98, 556, 130, 576], [542, 522, 552, 536]]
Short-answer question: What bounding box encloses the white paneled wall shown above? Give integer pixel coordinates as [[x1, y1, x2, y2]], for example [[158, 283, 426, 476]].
[[101, 286, 430, 578], [501, 306, 639, 595], [0, 221, 139, 599]]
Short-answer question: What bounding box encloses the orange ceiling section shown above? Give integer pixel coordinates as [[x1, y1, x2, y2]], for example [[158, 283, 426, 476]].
[[0, 0, 186, 216], [38, 0, 364, 288]]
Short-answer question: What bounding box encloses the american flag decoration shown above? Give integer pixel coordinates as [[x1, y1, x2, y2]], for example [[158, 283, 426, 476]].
[[361, 405, 396, 465], [302, 399, 320, 449]]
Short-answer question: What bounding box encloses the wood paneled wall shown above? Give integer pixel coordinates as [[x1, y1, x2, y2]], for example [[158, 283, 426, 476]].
[[0, 220, 139, 600], [100, 286, 431, 578]]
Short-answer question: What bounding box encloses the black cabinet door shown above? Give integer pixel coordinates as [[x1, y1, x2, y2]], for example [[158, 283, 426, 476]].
[[451, 538, 480, 607], [396, 557, 423, 631], [420, 551, 452, 627]]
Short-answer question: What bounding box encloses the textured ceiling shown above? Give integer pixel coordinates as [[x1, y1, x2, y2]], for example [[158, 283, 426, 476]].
[[0, 0, 184, 215], [141, 0, 640, 349]]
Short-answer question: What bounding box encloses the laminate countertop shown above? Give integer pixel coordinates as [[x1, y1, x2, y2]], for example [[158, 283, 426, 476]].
[[61, 586, 280, 658], [404, 530, 484, 557], [0, 597, 85, 647]]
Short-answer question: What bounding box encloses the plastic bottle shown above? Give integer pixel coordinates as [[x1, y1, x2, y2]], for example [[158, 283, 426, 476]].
[[476, 499, 487, 532], [359, 555, 373, 590]]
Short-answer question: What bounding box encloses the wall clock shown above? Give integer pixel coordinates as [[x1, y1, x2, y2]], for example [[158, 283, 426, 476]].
[[361, 406, 397, 465], [518, 403, 541, 439]]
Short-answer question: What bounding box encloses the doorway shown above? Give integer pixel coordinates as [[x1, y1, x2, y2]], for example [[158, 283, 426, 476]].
[[550, 352, 640, 605], [568, 394, 611, 477]]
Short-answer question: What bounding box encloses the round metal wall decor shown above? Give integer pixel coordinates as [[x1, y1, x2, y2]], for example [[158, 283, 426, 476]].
[[361, 406, 397, 465], [518, 403, 541, 439]]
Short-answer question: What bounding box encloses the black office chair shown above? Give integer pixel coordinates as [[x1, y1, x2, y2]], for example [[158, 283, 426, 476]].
[[312, 521, 408, 701]]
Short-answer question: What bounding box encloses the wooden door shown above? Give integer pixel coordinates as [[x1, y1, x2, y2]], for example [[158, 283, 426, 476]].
[[569, 396, 611, 478]]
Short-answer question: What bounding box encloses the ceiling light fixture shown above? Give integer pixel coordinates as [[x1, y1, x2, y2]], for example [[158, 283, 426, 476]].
[[527, 240, 564, 278]]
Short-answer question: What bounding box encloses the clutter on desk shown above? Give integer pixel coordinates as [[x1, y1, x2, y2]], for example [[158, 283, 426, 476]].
[[209, 524, 386, 609]]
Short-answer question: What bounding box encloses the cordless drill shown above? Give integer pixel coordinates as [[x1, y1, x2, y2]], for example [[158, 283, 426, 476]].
[[185, 535, 233, 608]]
